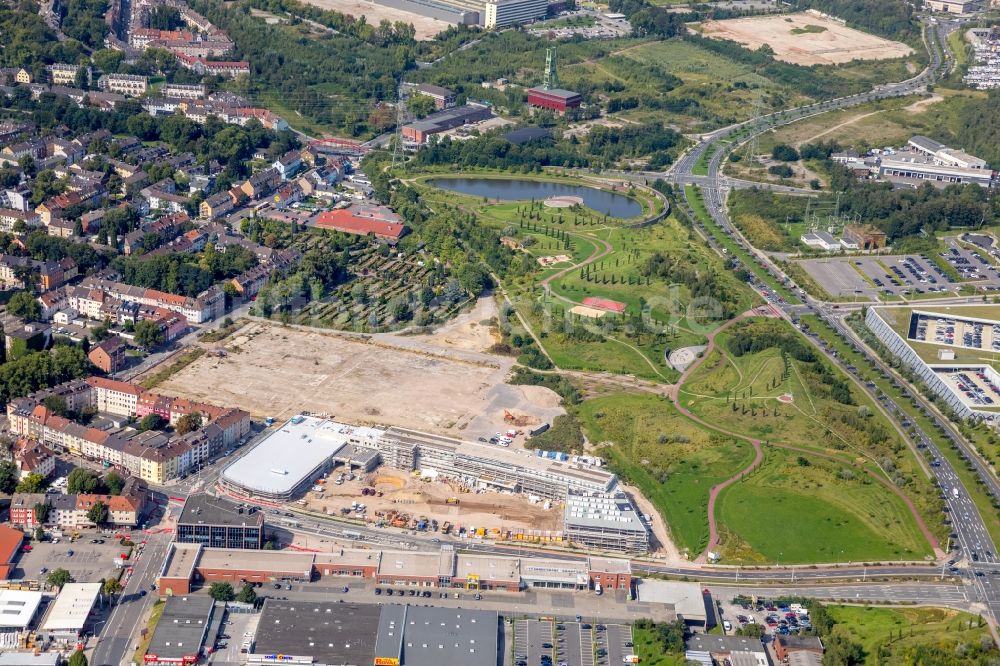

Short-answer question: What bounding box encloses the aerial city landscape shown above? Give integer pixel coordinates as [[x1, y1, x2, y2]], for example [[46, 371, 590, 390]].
[[0, 0, 999, 662]]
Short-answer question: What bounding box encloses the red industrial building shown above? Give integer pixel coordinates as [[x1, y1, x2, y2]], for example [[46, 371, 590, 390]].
[[527, 87, 581, 114]]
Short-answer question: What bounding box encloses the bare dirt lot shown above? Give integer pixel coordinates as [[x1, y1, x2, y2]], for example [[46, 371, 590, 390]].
[[303, 468, 563, 535], [296, 0, 452, 40], [698, 12, 914, 65], [156, 321, 564, 438]]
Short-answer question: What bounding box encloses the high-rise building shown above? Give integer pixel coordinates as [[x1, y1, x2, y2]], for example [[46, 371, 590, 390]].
[[484, 0, 548, 28]]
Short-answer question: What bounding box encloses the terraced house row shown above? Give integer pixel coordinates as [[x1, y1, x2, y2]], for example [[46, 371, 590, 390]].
[[6, 377, 250, 483], [9, 476, 149, 528]]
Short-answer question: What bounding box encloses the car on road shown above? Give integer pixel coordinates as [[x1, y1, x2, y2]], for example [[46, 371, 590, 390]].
[[375, 588, 382, 595], [140, 590, 147, 597], [342, 586, 349, 593], [39, 567, 47, 575]]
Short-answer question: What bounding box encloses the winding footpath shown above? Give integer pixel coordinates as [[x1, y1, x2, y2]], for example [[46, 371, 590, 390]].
[[671, 312, 942, 563]]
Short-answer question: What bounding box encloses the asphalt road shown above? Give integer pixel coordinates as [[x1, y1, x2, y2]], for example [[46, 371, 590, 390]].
[[90, 530, 173, 666]]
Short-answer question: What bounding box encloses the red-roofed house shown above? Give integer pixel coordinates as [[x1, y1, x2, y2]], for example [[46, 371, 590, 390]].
[[88, 336, 127, 374], [0, 525, 24, 580], [87, 376, 144, 415], [582, 297, 626, 314], [314, 210, 407, 240]]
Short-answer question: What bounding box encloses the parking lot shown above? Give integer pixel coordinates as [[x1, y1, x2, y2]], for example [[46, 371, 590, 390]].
[[13, 537, 129, 583], [515, 619, 630, 666], [797, 251, 988, 299], [718, 595, 812, 639], [208, 609, 260, 665]]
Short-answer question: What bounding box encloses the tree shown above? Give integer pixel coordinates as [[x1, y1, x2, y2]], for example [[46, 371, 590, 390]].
[[138, 414, 166, 432], [101, 577, 123, 596], [0, 461, 19, 494], [406, 94, 436, 119], [133, 320, 165, 349], [16, 473, 46, 493], [236, 583, 257, 604], [34, 526, 45, 541], [86, 501, 108, 525], [67, 650, 87, 666], [67, 468, 101, 494], [7, 292, 41, 322], [104, 471, 124, 495], [208, 582, 236, 602], [175, 412, 202, 435], [771, 143, 800, 162], [47, 568, 74, 589], [34, 502, 51, 525]]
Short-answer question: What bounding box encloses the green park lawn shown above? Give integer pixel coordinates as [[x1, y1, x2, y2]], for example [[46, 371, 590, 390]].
[[420, 176, 751, 383], [716, 448, 932, 564], [825, 605, 991, 665], [578, 393, 753, 556]]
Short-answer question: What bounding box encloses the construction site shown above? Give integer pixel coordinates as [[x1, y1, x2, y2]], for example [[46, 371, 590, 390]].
[[300, 467, 566, 542]]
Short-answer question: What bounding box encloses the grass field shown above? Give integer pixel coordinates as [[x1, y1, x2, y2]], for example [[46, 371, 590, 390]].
[[757, 90, 988, 155], [804, 312, 999, 548], [630, 626, 685, 666], [578, 393, 754, 556], [825, 605, 991, 665], [716, 448, 932, 563], [680, 324, 911, 465], [419, 176, 750, 382]]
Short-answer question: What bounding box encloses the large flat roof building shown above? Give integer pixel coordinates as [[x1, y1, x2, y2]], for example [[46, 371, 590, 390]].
[[249, 600, 382, 666], [40, 583, 102, 640], [484, 0, 547, 28], [143, 596, 217, 665], [373, 605, 499, 666], [220, 416, 383, 500], [0, 590, 43, 629]]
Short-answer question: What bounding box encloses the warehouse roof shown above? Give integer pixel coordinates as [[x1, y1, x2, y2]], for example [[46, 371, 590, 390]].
[[41, 583, 101, 632], [197, 548, 314, 576], [527, 87, 581, 100], [0, 590, 42, 629], [253, 600, 380, 665], [145, 596, 215, 662], [374, 605, 498, 666], [221, 416, 378, 496]]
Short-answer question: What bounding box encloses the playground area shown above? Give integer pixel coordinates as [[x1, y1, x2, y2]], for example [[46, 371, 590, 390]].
[[301, 468, 565, 539]]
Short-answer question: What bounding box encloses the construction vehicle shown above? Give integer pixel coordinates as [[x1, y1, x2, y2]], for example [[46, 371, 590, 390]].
[[503, 410, 515, 422], [446, 497, 460, 505]]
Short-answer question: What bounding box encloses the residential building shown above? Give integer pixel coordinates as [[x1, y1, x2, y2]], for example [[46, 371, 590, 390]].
[[0, 208, 41, 232], [14, 441, 55, 480], [199, 191, 233, 220], [240, 168, 280, 200], [87, 376, 144, 415], [409, 83, 456, 109], [272, 150, 302, 180], [99, 74, 149, 98], [161, 83, 207, 99], [48, 64, 80, 86], [88, 336, 127, 373]]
